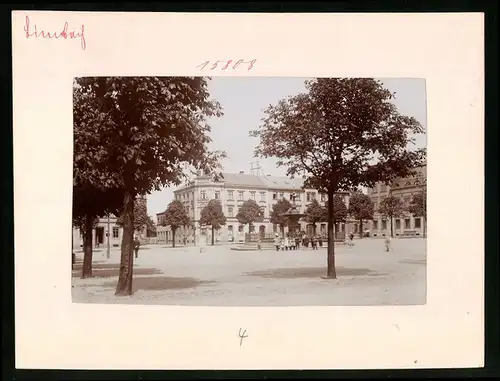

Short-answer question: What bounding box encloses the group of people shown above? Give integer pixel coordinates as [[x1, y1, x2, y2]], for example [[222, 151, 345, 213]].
[[273, 233, 325, 251]]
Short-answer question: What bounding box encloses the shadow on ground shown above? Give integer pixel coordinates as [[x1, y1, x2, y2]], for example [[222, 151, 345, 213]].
[[399, 259, 427, 265], [72, 261, 163, 279], [244, 266, 385, 279], [98, 276, 217, 293]]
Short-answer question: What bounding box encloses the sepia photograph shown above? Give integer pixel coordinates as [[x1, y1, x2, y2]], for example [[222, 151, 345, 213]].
[[71, 76, 427, 306]]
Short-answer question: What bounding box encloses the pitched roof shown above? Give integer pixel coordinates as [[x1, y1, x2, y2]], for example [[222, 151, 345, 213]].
[[219, 172, 267, 188], [259, 175, 304, 190]]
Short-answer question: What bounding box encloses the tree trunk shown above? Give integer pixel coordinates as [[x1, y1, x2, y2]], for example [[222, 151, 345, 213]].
[[115, 191, 135, 296], [359, 219, 363, 239], [326, 187, 336, 279], [211, 226, 215, 245], [423, 216, 427, 238], [390, 216, 394, 238], [313, 222, 316, 236], [172, 228, 176, 247], [81, 214, 94, 279]]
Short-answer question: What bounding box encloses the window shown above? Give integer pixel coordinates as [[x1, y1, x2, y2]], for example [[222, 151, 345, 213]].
[[228, 225, 233, 233], [273, 224, 277, 233], [414, 218, 421, 228], [382, 219, 387, 230], [227, 190, 234, 200], [381, 184, 387, 192], [112, 226, 119, 238], [320, 224, 326, 234], [279, 192, 284, 199], [250, 191, 256, 200], [373, 220, 378, 230], [215, 191, 220, 199], [259, 206, 265, 218], [395, 219, 401, 230], [306, 192, 313, 202], [260, 192, 266, 201], [405, 218, 411, 229], [200, 190, 206, 199], [272, 193, 277, 200], [238, 191, 244, 201], [320, 193, 326, 202], [228, 206, 233, 217], [238, 225, 244, 232]]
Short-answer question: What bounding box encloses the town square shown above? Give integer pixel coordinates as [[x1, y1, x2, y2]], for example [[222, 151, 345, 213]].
[[72, 76, 427, 304]]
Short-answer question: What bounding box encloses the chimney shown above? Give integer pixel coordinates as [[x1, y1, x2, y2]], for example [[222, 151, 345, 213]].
[[239, 171, 244, 174]]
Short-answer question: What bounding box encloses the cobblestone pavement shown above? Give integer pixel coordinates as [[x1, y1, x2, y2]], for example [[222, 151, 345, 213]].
[[72, 238, 426, 306]]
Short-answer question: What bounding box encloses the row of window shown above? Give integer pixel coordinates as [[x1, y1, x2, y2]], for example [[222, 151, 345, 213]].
[[181, 189, 330, 202], [372, 217, 422, 230]]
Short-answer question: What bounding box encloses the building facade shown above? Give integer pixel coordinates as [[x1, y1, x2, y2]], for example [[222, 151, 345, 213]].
[[156, 172, 354, 246], [366, 166, 426, 237], [72, 195, 148, 250]]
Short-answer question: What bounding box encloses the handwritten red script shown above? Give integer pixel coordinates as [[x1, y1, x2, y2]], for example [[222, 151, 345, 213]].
[[197, 59, 257, 71], [23, 15, 86, 51]]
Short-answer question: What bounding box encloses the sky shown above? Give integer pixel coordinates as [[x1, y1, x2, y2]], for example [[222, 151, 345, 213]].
[[147, 77, 427, 216]]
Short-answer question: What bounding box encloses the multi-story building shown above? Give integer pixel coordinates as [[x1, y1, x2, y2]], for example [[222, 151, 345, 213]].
[[72, 195, 148, 250], [366, 166, 426, 237], [156, 171, 353, 246]]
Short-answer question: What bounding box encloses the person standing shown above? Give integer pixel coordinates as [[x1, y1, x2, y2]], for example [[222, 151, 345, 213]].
[[384, 235, 392, 252], [257, 234, 262, 250], [295, 236, 300, 250], [134, 236, 140, 258], [274, 233, 281, 251], [348, 232, 355, 247]]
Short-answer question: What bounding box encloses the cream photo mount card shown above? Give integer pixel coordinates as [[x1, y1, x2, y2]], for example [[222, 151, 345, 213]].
[[12, 11, 484, 370]]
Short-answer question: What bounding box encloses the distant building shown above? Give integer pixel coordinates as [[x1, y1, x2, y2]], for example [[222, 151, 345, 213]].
[[366, 166, 426, 236], [156, 172, 353, 246], [72, 195, 148, 250]]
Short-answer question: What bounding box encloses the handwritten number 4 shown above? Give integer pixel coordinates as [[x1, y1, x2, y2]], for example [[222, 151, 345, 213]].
[[238, 328, 248, 346]]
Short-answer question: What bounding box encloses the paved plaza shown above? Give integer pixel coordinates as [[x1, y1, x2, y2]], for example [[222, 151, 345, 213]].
[[71, 238, 426, 306]]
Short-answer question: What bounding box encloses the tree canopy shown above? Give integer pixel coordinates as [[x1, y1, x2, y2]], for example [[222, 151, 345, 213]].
[[74, 77, 226, 194], [305, 199, 326, 225], [250, 78, 426, 278], [409, 192, 426, 218], [250, 78, 426, 193], [200, 199, 227, 230], [269, 198, 292, 229], [348, 191, 374, 221], [236, 199, 264, 226], [163, 200, 190, 230]]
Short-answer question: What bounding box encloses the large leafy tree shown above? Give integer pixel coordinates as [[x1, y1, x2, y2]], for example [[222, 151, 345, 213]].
[[236, 199, 264, 232], [379, 195, 404, 238], [74, 76, 224, 295], [305, 199, 326, 235], [348, 191, 375, 238], [162, 200, 190, 247], [251, 78, 425, 278], [269, 198, 292, 234], [199, 199, 227, 245]]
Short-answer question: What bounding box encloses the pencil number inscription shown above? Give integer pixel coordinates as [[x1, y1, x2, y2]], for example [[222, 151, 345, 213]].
[[238, 328, 248, 346], [196, 59, 257, 71]]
